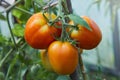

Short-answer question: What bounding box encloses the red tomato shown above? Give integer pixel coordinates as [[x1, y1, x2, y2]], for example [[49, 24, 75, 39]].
[[70, 16, 102, 50], [24, 13, 61, 49]]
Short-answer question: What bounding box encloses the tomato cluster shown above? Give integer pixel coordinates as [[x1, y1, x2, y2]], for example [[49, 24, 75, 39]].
[[24, 12, 102, 75]]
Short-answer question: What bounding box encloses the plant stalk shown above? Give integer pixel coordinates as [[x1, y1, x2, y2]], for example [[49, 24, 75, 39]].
[[0, 48, 14, 69], [14, 7, 33, 15], [79, 52, 87, 80], [6, 12, 17, 49]]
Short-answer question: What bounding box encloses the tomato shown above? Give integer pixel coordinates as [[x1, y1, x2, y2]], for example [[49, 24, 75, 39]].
[[40, 50, 53, 71], [24, 12, 61, 49], [69, 16, 102, 50], [48, 41, 78, 75]]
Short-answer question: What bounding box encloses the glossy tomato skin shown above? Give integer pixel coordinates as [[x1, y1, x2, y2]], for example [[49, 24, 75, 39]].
[[24, 13, 61, 49], [40, 50, 53, 71], [70, 16, 102, 50], [48, 41, 78, 75]]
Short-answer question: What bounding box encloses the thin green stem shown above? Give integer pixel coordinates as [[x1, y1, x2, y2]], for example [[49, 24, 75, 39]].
[[61, 25, 66, 42], [58, 0, 67, 42], [14, 7, 33, 15], [58, 0, 62, 16], [43, 12, 49, 22], [32, 0, 36, 13], [48, 0, 52, 20], [0, 48, 14, 69], [62, 0, 69, 15], [63, 24, 79, 30], [6, 12, 17, 49], [50, 16, 60, 26]]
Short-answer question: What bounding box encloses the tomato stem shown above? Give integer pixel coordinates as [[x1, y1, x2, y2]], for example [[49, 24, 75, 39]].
[[78, 49, 87, 80], [14, 7, 33, 15], [6, 12, 17, 49], [49, 16, 61, 26], [43, 12, 49, 22]]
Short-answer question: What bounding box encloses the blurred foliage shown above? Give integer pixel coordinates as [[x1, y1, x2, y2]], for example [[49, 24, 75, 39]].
[[12, 24, 24, 37], [0, 13, 6, 20]]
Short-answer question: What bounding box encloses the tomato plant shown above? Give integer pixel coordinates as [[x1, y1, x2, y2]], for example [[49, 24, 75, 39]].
[[24, 12, 61, 49], [48, 41, 78, 75], [69, 16, 102, 50]]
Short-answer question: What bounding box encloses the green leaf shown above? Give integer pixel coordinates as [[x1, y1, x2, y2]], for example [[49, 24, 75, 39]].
[[12, 24, 24, 37], [12, 8, 23, 19], [0, 13, 6, 20], [68, 14, 91, 30], [12, 5, 31, 23]]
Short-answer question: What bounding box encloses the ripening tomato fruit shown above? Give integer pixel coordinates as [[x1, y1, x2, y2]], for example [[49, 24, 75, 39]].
[[40, 50, 53, 71], [24, 12, 61, 49], [48, 41, 78, 75], [69, 16, 102, 50]]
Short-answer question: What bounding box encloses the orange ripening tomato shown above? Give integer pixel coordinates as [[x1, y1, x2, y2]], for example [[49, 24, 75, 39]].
[[48, 41, 78, 75], [69, 16, 102, 50], [40, 50, 53, 71], [24, 13, 61, 49]]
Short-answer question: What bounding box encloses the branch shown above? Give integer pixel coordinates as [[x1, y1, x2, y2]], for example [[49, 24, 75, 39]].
[[79, 54, 87, 80]]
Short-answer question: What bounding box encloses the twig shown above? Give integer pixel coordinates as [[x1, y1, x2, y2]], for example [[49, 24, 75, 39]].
[[6, 12, 17, 49], [0, 48, 14, 69], [14, 7, 33, 15], [79, 53, 87, 80]]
